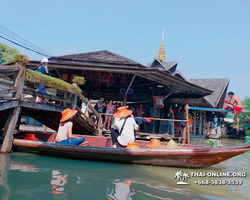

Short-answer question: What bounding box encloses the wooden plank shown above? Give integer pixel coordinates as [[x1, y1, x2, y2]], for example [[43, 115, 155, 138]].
[[23, 89, 71, 104], [76, 106, 97, 127], [0, 99, 19, 111], [123, 74, 136, 106], [1, 107, 21, 153], [13, 64, 25, 100], [20, 101, 66, 112], [0, 88, 17, 97]]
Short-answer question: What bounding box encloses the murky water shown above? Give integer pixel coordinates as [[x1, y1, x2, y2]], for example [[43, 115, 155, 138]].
[[0, 138, 249, 200]]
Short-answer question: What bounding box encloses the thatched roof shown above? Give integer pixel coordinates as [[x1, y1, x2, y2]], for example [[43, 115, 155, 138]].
[[190, 78, 230, 108], [52, 50, 146, 68]]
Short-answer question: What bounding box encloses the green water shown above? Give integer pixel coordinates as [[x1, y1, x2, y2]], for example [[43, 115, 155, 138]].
[[0, 139, 250, 200]]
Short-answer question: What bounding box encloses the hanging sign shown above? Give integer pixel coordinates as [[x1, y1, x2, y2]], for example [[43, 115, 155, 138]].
[[120, 88, 134, 94]]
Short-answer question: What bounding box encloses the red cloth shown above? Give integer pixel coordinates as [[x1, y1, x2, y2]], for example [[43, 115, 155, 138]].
[[233, 105, 243, 114]]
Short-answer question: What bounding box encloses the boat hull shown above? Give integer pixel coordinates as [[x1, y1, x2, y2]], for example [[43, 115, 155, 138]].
[[13, 139, 250, 168]]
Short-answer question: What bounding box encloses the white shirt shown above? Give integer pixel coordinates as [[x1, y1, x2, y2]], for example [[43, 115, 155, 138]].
[[114, 117, 138, 146], [81, 102, 89, 114], [56, 121, 73, 141]]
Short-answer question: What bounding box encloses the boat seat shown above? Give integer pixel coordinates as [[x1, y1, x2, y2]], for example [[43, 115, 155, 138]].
[[79, 141, 89, 146]]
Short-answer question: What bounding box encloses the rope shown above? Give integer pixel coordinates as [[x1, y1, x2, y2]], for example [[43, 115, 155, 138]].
[[188, 106, 250, 113]]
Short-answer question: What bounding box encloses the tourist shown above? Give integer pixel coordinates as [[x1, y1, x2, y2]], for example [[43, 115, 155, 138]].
[[81, 97, 89, 118], [225, 91, 243, 132], [103, 100, 115, 131], [95, 97, 105, 113], [111, 106, 138, 148], [167, 107, 174, 136], [55, 108, 85, 145], [36, 58, 50, 133], [188, 114, 193, 134], [36, 58, 50, 102]]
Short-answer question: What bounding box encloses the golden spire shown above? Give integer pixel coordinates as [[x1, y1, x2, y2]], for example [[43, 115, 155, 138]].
[[158, 30, 165, 62]]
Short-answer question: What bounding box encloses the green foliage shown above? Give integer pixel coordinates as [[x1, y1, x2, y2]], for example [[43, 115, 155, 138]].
[[72, 76, 85, 85], [206, 139, 215, 147], [0, 43, 19, 64], [15, 54, 30, 65], [245, 130, 250, 136], [25, 70, 82, 94]]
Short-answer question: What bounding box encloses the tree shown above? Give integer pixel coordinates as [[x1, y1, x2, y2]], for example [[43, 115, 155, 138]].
[[0, 43, 19, 65]]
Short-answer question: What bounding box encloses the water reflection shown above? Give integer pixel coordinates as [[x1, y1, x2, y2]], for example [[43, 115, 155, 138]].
[[51, 171, 68, 195], [0, 139, 249, 200]]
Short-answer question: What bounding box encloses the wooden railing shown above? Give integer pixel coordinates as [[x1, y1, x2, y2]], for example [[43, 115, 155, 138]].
[[0, 64, 102, 152]]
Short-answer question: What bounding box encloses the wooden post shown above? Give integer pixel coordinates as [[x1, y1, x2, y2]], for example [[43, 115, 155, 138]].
[[203, 111, 206, 135], [185, 104, 190, 144], [193, 110, 196, 135], [123, 75, 136, 106], [97, 115, 103, 136], [199, 111, 202, 135], [1, 64, 25, 153], [0, 154, 11, 200]]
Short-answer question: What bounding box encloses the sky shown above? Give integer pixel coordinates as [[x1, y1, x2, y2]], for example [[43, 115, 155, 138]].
[[1, 0, 249, 100]]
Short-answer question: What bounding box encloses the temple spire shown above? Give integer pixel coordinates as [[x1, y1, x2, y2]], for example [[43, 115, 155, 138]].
[[158, 30, 165, 62]]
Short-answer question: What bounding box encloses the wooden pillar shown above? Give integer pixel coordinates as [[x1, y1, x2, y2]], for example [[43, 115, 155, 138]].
[[193, 110, 196, 135], [185, 104, 190, 144], [71, 83, 78, 110], [0, 154, 11, 200], [199, 111, 202, 135], [203, 111, 206, 135], [97, 115, 103, 136], [123, 75, 136, 106], [1, 64, 25, 153]]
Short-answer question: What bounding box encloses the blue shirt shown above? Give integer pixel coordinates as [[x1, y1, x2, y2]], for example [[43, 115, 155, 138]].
[[97, 100, 103, 113]]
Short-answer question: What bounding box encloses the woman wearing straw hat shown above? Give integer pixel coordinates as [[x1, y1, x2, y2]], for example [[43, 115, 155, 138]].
[[111, 106, 138, 148], [55, 108, 85, 145]]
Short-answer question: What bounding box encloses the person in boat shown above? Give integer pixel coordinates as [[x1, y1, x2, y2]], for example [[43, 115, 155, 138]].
[[225, 91, 243, 132], [111, 106, 138, 148], [55, 108, 85, 145]]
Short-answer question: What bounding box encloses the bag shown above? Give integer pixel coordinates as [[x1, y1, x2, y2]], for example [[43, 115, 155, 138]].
[[119, 117, 129, 135], [94, 103, 98, 111]]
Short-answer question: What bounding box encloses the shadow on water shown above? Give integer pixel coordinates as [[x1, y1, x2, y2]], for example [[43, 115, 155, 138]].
[[0, 138, 249, 200]]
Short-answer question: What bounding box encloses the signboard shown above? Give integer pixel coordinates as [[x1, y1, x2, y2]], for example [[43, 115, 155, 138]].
[[120, 88, 134, 94], [154, 96, 164, 106]]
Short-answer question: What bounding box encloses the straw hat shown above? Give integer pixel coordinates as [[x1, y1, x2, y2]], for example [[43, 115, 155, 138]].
[[126, 142, 139, 149], [165, 139, 179, 149], [24, 133, 39, 141], [60, 108, 77, 122], [146, 139, 164, 148], [113, 106, 132, 118]]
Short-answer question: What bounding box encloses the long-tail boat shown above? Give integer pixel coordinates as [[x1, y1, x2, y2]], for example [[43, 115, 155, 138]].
[[12, 132, 250, 168]]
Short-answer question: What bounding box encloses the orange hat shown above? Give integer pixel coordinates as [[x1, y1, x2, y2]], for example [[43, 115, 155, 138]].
[[60, 108, 77, 122], [126, 142, 139, 149], [24, 133, 39, 141], [146, 139, 164, 148], [113, 106, 132, 118]]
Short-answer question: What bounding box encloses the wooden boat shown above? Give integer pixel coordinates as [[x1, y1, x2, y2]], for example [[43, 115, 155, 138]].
[[12, 132, 250, 168]]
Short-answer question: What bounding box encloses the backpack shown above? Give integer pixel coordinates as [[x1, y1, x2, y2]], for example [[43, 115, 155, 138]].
[[94, 102, 98, 111]]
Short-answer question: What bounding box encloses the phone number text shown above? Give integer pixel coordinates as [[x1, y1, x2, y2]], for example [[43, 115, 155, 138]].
[[194, 179, 243, 185]]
